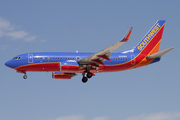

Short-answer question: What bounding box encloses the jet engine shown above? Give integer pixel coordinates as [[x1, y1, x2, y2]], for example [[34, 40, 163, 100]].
[[52, 72, 76, 79]]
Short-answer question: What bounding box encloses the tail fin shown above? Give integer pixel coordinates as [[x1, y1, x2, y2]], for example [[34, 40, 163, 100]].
[[134, 20, 165, 55]]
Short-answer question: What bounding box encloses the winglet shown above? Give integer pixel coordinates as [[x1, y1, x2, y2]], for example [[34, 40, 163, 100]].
[[146, 47, 174, 59], [121, 27, 133, 42]]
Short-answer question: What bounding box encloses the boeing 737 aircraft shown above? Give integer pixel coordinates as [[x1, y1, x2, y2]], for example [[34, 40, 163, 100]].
[[5, 20, 174, 83]]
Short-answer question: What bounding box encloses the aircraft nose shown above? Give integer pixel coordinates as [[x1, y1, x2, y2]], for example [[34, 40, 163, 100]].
[[5, 60, 13, 68]]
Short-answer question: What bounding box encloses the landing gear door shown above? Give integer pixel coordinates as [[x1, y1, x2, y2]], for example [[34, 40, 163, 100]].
[[28, 54, 33, 63]]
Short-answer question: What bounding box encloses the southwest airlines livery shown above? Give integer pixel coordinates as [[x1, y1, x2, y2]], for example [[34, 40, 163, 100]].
[[5, 20, 174, 83]]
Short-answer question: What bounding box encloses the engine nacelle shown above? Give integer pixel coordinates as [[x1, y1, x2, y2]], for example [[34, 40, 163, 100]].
[[52, 72, 76, 79]]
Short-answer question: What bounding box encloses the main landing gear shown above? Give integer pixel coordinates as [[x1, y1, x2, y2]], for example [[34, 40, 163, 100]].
[[82, 72, 93, 83]]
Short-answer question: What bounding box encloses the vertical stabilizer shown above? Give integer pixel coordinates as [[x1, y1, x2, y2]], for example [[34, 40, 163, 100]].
[[134, 20, 165, 55]]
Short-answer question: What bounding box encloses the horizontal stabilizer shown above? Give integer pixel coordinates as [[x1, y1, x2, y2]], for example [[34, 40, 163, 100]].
[[146, 47, 174, 59]]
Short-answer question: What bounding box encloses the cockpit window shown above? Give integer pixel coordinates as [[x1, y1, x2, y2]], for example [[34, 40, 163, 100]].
[[13, 57, 21, 60]]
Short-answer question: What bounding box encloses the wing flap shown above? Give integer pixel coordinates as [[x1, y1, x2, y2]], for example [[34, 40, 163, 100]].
[[97, 55, 111, 61]]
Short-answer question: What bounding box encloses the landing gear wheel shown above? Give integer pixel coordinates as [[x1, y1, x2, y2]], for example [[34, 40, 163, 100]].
[[23, 74, 27, 79], [82, 77, 88, 83], [87, 72, 93, 78]]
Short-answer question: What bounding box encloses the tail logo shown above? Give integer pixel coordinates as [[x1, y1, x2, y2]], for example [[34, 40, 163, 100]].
[[137, 23, 161, 51]]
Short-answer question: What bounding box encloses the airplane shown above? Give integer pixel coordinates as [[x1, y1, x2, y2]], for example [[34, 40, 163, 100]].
[[5, 20, 174, 83]]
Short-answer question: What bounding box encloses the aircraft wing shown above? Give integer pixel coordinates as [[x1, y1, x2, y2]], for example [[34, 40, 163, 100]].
[[78, 27, 132, 67]]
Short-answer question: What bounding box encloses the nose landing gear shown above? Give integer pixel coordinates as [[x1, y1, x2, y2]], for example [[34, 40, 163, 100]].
[[16, 70, 27, 79], [23, 74, 27, 79]]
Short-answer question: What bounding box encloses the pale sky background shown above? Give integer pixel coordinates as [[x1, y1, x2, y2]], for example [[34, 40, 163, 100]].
[[0, 0, 180, 120]]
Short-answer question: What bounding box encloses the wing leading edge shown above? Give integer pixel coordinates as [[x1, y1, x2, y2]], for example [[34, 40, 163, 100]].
[[78, 27, 132, 68]]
